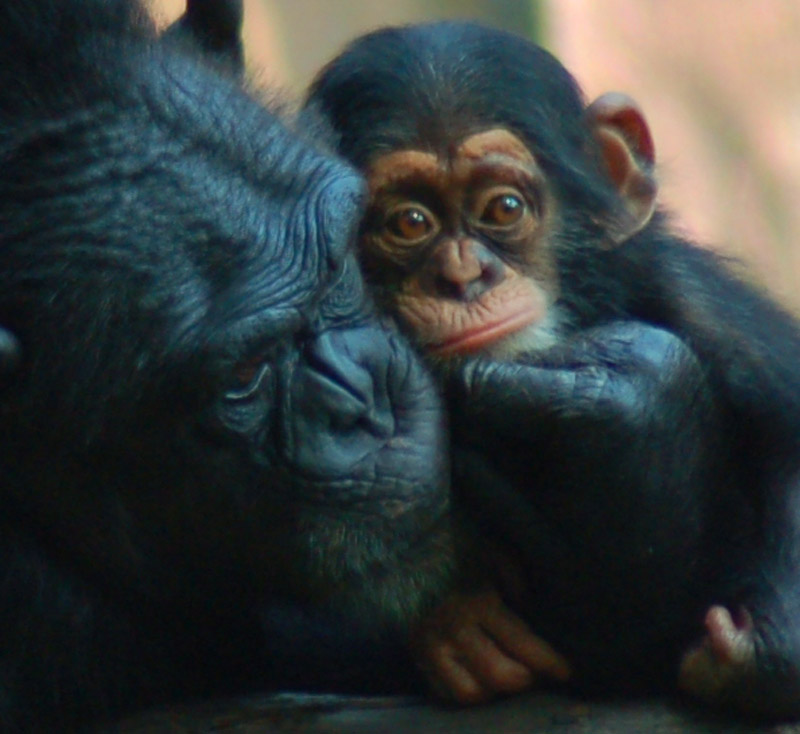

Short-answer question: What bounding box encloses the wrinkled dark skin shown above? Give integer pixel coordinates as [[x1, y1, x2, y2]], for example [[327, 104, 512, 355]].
[[0, 3, 451, 731], [307, 21, 800, 720]]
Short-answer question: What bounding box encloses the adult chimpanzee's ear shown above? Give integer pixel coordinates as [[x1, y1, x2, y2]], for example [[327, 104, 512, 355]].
[[165, 0, 245, 75], [0, 327, 21, 383], [585, 93, 658, 243]]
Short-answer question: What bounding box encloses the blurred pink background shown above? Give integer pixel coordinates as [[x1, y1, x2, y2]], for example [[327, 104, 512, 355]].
[[150, 0, 800, 309]]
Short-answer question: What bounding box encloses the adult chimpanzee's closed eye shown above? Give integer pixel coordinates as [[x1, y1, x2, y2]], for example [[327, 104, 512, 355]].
[[307, 21, 800, 720], [0, 2, 451, 731]]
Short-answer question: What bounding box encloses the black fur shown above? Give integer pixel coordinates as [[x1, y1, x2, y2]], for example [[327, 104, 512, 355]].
[[307, 21, 800, 720], [0, 3, 451, 730]]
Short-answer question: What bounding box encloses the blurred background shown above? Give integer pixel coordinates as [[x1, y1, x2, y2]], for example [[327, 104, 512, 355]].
[[150, 0, 800, 310]]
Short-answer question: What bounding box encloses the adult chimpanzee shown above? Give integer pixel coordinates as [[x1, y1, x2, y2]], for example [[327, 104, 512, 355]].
[[0, 2, 452, 731], [306, 21, 800, 720]]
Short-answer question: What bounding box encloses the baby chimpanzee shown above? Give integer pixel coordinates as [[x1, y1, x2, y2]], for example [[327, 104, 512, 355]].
[[306, 21, 800, 720]]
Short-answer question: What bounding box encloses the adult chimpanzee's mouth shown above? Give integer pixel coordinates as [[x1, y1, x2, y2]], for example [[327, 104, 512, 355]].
[[280, 322, 447, 483]]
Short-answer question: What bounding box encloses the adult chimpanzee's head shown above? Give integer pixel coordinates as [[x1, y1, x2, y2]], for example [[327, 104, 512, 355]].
[[0, 0, 450, 628]]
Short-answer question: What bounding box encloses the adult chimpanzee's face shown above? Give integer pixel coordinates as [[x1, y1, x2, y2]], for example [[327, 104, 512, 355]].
[[0, 10, 450, 626]]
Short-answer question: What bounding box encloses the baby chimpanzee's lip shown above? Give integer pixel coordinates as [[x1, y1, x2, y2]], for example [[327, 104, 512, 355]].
[[430, 308, 538, 356]]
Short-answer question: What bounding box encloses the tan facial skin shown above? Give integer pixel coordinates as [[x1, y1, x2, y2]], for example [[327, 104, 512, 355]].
[[362, 129, 562, 360]]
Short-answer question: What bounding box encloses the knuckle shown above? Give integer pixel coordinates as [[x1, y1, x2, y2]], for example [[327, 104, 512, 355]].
[[451, 682, 490, 705]]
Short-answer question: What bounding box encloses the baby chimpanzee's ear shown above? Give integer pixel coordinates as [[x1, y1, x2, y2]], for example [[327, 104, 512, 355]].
[[586, 92, 658, 243]]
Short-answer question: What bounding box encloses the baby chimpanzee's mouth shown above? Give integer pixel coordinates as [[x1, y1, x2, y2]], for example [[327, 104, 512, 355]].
[[430, 308, 539, 356]]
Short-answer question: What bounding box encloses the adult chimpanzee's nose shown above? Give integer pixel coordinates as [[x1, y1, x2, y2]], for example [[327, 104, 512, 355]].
[[282, 325, 398, 476]]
